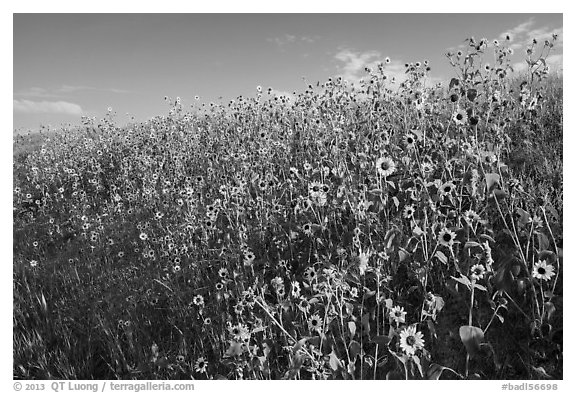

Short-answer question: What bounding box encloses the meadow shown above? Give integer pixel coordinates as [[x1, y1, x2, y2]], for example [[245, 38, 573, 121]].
[[13, 35, 563, 380]]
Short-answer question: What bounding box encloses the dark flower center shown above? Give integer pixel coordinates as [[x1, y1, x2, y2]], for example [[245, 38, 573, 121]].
[[456, 114, 463, 120], [406, 336, 416, 346], [443, 233, 452, 242], [538, 267, 546, 274]]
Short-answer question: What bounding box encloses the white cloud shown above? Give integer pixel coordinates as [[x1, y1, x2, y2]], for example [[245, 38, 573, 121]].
[[498, 19, 562, 51], [501, 18, 536, 41], [511, 53, 563, 75], [13, 99, 84, 115], [267, 34, 320, 48], [15, 85, 129, 98], [333, 48, 410, 86], [58, 85, 129, 94], [14, 87, 58, 98]]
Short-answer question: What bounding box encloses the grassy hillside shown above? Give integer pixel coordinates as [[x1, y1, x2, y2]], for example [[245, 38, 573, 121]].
[[13, 37, 562, 380]]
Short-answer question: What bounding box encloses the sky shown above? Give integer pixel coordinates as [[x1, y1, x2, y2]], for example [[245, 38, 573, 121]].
[[13, 13, 563, 132]]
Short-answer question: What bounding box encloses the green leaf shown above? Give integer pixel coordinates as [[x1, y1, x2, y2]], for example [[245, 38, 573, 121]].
[[467, 88, 478, 102], [464, 241, 483, 251], [435, 250, 448, 264], [398, 247, 410, 262], [427, 363, 447, 379], [413, 226, 424, 237], [349, 340, 362, 360], [479, 234, 495, 243], [451, 275, 472, 289], [371, 335, 391, 346], [485, 173, 500, 193], [516, 208, 531, 226], [348, 321, 357, 339], [412, 355, 424, 378], [329, 350, 343, 371], [543, 302, 556, 322], [361, 313, 371, 336], [535, 231, 550, 252], [225, 341, 244, 357], [459, 325, 484, 356]]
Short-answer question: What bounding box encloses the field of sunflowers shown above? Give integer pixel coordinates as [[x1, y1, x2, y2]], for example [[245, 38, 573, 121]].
[[13, 35, 562, 380]]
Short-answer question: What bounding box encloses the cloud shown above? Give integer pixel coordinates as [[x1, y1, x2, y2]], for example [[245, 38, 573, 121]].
[[13, 99, 84, 115], [511, 53, 563, 75], [333, 48, 410, 86], [58, 85, 129, 94], [498, 19, 562, 50], [14, 85, 129, 98], [267, 34, 320, 48], [14, 87, 58, 99], [501, 18, 536, 40]]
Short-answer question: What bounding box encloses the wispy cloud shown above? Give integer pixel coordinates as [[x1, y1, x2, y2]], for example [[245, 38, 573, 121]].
[[13, 99, 84, 115], [58, 85, 129, 94], [267, 34, 320, 48], [14, 85, 129, 98], [14, 87, 58, 99], [512, 53, 563, 74], [333, 48, 408, 85], [499, 18, 562, 50]]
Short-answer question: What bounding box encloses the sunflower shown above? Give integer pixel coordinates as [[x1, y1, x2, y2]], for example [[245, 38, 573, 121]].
[[308, 314, 323, 333], [403, 134, 417, 149], [218, 268, 229, 279], [243, 250, 256, 266], [421, 162, 434, 175], [438, 181, 455, 198], [192, 294, 204, 307], [463, 209, 481, 224], [470, 264, 486, 281], [399, 325, 425, 355], [376, 156, 396, 177], [389, 305, 407, 325], [304, 267, 317, 282], [298, 298, 311, 313], [532, 260, 556, 281], [308, 181, 323, 196], [403, 205, 416, 220], [453, 108, 468, 125], [438, 228, 456, 248], [194, 357, 208, 373], [291, 281, 301, 298]]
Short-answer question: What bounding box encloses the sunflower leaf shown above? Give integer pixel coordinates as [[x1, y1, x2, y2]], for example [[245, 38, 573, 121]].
[[329, 350, 343, 371], [370, 335, 391, 346], [459, 325, 484, 356], [485, 172, 500, 189], [348, 321, 357, 339], [435, 250, 448, 264]]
